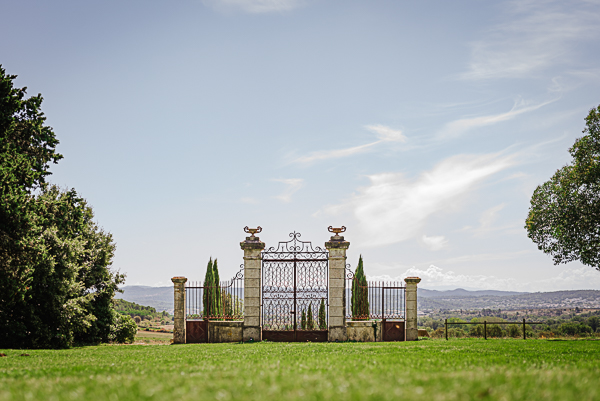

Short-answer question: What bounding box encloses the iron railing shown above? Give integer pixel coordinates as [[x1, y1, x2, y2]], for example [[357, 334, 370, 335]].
[[345, 271, 405, 321], [185, 265, 244, 320]]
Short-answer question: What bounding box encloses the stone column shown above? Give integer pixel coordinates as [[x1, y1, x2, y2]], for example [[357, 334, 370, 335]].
[[325, 232, 350, 342], [240, 233, 265, 342], [404, 277, 421, 341], [171, 276, 187, 344]]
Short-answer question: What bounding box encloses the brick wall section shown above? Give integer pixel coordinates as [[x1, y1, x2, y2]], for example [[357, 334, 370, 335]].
[[404, 277, 421, 341], [240, 236, 265, 341], [325, 234, 349, 342], [171, 276, 187, 344]]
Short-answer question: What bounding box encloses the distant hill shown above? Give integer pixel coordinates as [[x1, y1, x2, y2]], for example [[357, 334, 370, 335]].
[[418, 289, 600, 311], [115, 286, 173, 313], [117, 285, 600, 314], [418, 288, 527, 298]]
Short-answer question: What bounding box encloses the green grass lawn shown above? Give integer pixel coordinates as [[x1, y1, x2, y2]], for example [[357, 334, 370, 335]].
[[1, 339, 599, 401]]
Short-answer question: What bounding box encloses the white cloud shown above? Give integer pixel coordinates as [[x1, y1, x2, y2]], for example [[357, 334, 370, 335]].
[[272, 178, 304, 202], [367, 264, 600, 292], [478, 203, 506, 230], [437, 98, 555, 140], [364, 124, 407, 143], [292, 124, 405, 165], [422, 235, 449, 251], [292, 142, 379, 164], [461, 0, 600, 80], [322, 152, 516, 247], [203, 0, 302, 13]]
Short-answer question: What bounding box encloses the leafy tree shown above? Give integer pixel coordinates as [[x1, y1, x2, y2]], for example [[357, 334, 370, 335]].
[[0, 66, 126, 348], [351, 255, 369, 320], [526, 105, 600, 271], [203, 258, 214, 318], [318, 299, 326, 330], [587, 316, 600, 332], [560, 322, 593, 336]]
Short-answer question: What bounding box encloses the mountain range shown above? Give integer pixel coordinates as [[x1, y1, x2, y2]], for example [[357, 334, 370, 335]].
[[117, 285, 600, 314]]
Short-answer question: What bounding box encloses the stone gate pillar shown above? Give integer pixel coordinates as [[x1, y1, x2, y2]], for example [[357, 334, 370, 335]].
[[240, 229, 265, 342], [171, 276, 187, 344], [404, 277, 421, 341], [325, 228, 349, 342]]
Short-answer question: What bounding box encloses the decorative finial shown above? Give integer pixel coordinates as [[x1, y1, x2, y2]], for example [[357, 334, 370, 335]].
[[244, 226, 262, 237], [328, 226, 346, 235]]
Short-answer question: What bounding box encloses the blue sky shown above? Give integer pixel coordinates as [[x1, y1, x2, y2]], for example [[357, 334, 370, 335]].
[[3, 0, 600, 291]]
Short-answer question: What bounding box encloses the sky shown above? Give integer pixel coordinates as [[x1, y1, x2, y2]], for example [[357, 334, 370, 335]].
[[2, 0, 600, 292]]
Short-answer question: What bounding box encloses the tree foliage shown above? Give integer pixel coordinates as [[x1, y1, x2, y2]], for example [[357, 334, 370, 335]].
[[318, 298, 326, 330], [203, 258, 214, 318], [202, 257, 223, 319], [0, 66, 126, 348], [526, 105, 600, 271], [351, 255, 369, 320]]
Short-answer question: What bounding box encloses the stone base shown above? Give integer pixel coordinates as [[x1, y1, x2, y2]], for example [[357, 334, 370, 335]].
[[173, 327, 185, 344], [346, 321, 382, 342], [347, 321, 374, 342], [242, 325, 262, 342], [209, 321, 243, 343], [328, 326, 347, 342], [406, 327, 418, 341]]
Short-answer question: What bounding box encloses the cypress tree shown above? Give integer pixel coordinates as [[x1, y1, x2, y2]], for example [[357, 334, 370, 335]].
[[301, 309, 306, 330], [318, 299, 326, 330], [212, 258, 222, 319], [307, 304, 314, 330], [351, 255, 369, 320], [203, 258, 214, 318]]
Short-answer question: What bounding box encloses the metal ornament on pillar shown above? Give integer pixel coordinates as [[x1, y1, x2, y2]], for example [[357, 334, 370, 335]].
[[240, 227, 265, 342], [325, 226, 349, 342]]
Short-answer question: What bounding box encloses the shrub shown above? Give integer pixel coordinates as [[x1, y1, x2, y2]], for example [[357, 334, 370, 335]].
[[507, 324, 521, 338], [110, 313, 137, 343], [561, 322, 593, 336]]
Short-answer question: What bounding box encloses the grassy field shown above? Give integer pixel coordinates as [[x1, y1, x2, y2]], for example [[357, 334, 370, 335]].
[[1, 339, 599, 401]]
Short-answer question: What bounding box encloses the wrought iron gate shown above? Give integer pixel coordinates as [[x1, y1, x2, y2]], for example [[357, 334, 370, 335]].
[[262, 232, 328, 342]]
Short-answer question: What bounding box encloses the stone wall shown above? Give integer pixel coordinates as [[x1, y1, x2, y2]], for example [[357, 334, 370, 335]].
[[209, 321, 243, 343], [347, 321, 382, 342]]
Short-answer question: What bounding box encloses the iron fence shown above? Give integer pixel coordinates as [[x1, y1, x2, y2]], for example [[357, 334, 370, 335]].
[[345, 272, 406, 321], [444, 318, 544, 340], [185, 265, 244, 320]]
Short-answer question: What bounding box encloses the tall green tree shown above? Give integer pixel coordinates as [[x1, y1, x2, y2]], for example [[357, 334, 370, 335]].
[[526, 105, 600, 271], [307, 304, 314, 330], [212, 258, 222, 318], [0, 66, 128, 348], [300, 309, 306, 330], [203, 258, 214, 318], [351, 255, 369, 320], [318, 298, 326, 330]]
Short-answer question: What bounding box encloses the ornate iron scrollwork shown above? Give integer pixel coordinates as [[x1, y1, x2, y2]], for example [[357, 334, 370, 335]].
[[262, 232, 329, 334]]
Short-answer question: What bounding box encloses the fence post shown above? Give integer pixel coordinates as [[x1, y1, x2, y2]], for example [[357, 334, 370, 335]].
[[240, 230, 265, 342], [171, 276, 187, 344], [445, 318, 448, 340], [404, 277, 421, 341], [484, 321, 487, 340], [523, 318, 526, 340], [325, 230, 350, 342]]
